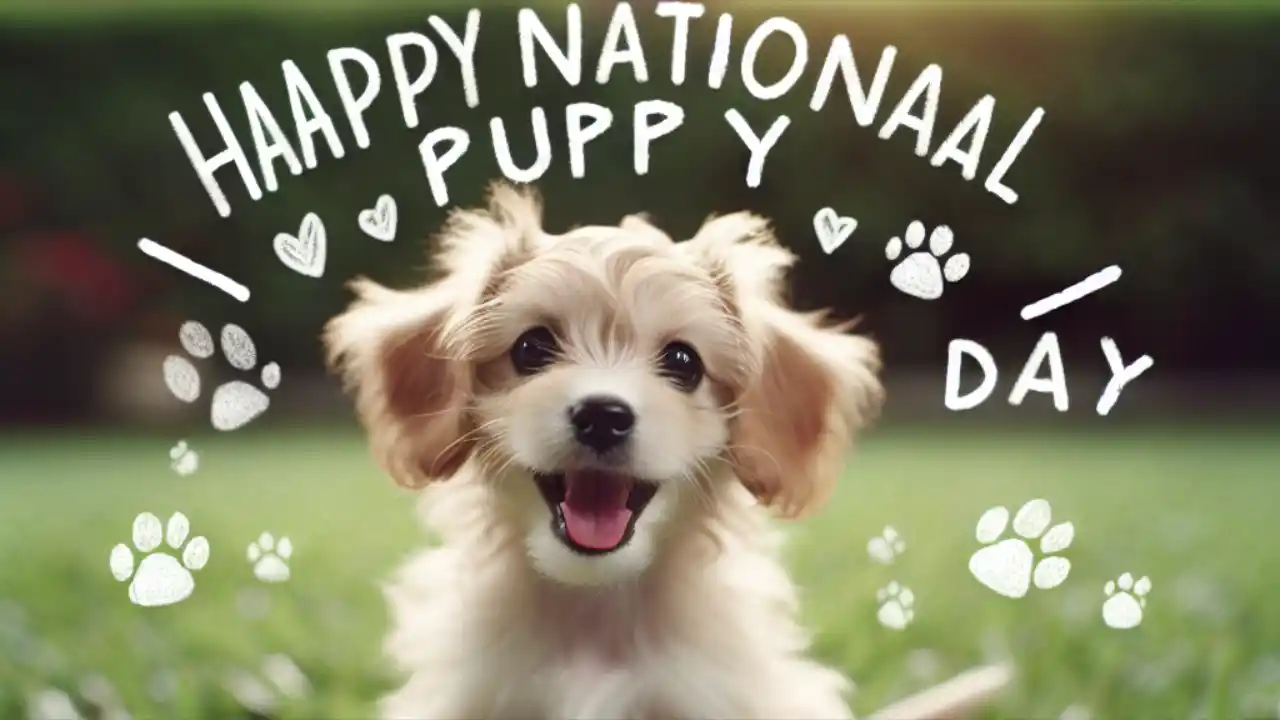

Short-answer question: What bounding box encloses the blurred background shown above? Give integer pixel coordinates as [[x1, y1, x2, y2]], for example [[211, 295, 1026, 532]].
[[1, 1, 1278, 718]]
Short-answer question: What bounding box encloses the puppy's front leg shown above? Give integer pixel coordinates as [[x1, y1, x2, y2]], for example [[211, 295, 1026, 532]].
[[695, 658, 855, 720], [754, 665, 856, 720], [379, 673, 491, 720]]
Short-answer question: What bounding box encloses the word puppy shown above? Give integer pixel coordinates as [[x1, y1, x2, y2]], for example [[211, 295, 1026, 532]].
[[325, 182, 883, 719]]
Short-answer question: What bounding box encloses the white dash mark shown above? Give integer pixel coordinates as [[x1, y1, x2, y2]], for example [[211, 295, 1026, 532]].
[[1020, 265, 1121, 321], [137, 238, 251, 303]]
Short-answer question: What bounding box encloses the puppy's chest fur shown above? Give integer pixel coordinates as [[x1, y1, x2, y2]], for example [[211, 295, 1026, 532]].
[[381, 541, 855, 720], [504, 590, 726, 719]]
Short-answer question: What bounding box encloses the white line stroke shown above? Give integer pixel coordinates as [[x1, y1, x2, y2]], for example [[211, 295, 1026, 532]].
[[1020, 265, 1122, 320], [137, 238, 251, 302]]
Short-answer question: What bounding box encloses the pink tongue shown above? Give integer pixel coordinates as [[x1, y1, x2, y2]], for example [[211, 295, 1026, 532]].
[[560, 505, 633, 550], [560, 471, 633, 551]]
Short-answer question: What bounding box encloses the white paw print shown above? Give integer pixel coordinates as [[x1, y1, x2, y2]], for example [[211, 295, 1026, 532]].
[[1102, 572, 1152, 629], [867, 525, 906, 565], [1059, 704, 1093, 720], [169, 440, 199, 476], [968, 498, 1074, 599], [109, 512, 209, 607], [885, 221, 970, 300], [247, 532, 293, 583], [162, 321, 281, 431], [26, 687, 83, 720], [876, 581, 915, 630]]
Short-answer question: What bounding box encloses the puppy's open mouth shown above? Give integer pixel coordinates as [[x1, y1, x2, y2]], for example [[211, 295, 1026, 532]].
[[534, 470, 659, 555]]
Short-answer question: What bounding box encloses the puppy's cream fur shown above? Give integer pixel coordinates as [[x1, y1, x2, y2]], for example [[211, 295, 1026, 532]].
[[326, 183, 884, 719]]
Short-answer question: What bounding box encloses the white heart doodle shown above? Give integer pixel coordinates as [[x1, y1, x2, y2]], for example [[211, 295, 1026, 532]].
[[358, 194, 397, 242], [273, 213, 326, 278], [813, 207, 857, 255]]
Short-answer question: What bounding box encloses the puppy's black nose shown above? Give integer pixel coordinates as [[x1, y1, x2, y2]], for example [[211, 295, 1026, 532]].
[[570, 396, 635, 452]]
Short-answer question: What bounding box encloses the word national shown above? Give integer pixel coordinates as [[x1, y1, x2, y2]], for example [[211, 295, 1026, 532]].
[[169, 2, 1044, 218]]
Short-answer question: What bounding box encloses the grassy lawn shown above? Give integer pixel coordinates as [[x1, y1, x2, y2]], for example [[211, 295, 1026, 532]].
[[1, 425, 1278, 719]]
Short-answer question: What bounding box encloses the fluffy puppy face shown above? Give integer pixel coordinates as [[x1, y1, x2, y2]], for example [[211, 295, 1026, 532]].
[[469, 227, 746, 587], [326, 183, 882, 587]]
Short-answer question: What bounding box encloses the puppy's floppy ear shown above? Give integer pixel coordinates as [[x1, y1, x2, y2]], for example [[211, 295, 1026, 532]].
[[730, 306, 883, 518], [325, 279, 472, 488], [324, 181, 544, 488], [685, 212, 884, 518], [620, 213, 675, 246]]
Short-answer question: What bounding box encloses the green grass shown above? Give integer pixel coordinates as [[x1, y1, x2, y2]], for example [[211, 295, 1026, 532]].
[[1, 426, 1278, 719]]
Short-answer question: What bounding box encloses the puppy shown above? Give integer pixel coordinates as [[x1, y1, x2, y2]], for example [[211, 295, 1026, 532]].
[[325, 182, 884, 719]]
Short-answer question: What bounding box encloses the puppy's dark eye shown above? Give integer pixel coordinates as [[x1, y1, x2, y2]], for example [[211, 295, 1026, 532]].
[[657, 341, 703, 392], [511, 326, 559, 375]]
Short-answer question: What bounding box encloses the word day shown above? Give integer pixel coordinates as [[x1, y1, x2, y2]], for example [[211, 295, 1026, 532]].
[[945, 333, 1154, 416], [168, 2, 1044, 218]]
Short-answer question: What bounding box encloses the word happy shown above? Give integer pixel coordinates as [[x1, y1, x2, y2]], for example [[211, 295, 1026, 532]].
[[169, 2, 1044, 218]]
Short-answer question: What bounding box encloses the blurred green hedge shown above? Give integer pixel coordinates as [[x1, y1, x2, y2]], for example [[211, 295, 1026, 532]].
[[2, 5, 1277, 373]]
